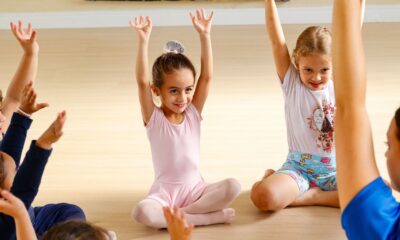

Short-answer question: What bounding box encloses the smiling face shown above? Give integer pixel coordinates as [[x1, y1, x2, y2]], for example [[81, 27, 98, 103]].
[[386, 118, 400, 191], [153, 68, 195, 115], [297, 53, 332, 91]]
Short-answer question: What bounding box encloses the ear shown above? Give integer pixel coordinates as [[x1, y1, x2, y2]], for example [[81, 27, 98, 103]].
[[151, 85, 161, 96]]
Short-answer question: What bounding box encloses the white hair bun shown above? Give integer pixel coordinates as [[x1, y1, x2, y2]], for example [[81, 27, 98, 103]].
[[163, 40, 185, 54]]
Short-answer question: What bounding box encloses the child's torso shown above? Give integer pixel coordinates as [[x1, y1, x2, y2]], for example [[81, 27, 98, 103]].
[[146, 104, 202, 183], [282, 64, 336, 156]]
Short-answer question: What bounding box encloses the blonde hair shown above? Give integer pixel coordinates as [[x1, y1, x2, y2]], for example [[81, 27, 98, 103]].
[[292, 26, 332, 67]]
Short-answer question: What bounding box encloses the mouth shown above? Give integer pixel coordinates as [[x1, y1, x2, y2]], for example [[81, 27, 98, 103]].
[[174, 103, 186, 108], [309, 82, 322, 89]]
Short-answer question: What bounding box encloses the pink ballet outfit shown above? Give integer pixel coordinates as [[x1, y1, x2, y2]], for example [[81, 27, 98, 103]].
[[144, 104, 208, 208]]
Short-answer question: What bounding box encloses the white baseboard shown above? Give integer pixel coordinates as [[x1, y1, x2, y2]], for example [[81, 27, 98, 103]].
[[0, 5, 399, 29]]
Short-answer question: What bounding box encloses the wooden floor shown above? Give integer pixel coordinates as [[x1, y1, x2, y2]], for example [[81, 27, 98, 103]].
[[0, 23, 399, 239]]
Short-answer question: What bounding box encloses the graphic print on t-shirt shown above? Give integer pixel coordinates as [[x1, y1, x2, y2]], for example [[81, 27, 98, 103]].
[[307, 99, 335, 153]]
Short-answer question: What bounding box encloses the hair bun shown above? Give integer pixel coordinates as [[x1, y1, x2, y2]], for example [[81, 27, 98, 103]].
[[163, 40, 185, 54]]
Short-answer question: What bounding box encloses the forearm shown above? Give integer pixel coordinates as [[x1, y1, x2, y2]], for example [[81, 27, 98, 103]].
[[1, 112, 32, 167], [198, 34, 213, 82], [332, 0, 366, 109], [265, 0, 290, 80], [136, 40, 150, 87], [11, 140, 52, 209], [265, 0, 286, 49], [7, 52, 38, 103], [15, 212, 38, 240]]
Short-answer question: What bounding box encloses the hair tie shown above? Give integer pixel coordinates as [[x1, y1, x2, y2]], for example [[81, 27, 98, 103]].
[[163, 40, 185, 54]]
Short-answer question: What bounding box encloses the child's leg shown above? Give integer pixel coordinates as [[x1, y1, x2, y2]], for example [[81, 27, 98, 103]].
[[182, 178, 241, 214], [251, 173, 300, 211], [290, 188, 339, 207], [133, 199, 236, 228], [33, 203, 85, 237], [133, 199, 166, 228]]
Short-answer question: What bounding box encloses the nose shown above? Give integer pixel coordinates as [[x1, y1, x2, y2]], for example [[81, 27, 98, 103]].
[[313, 73, 322, 82], [177, 91, 186, 101]]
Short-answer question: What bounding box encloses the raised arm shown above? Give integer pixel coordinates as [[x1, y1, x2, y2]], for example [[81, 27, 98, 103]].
[[264, 0, 291, 82], [190, 9, 214, 115], [129, 16, 154, 124], [11, 111, 65, 208], [332, 0, 379, 209], [0, 190, 38, 240], [1, 82, 48, 167], [1, 21, 39, 132]]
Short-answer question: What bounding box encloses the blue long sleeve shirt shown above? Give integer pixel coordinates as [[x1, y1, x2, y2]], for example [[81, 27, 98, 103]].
[[0, 113, 52, 240]]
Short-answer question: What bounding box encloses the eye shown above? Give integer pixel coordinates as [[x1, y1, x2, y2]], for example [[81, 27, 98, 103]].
[[185, 88, 193, 93], [321, 68, 330, 73], [303, 68, 312, 73], [169, 89, 178, 94], [385, 141, 390, 148]]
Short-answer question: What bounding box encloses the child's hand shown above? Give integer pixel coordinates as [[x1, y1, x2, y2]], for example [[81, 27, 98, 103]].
[[163, 207, 193, 240], [19, 82, 49, 115], [190, 8, 214, 36], [0, 190, 27, 219], [36, 111, 66, 150], [10, 20, 39, 55], [129, 16, 152, 42]]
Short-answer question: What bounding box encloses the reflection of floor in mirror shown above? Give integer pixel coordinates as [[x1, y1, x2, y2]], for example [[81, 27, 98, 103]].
[[1, 22, 399, 239]]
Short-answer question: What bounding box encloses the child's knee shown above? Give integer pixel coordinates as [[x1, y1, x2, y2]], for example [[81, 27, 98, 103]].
[[223, 178, 241, 200], [250, 183, 283, 211]]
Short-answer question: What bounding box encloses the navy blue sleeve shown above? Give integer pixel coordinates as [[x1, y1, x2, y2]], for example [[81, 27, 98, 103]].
[[11, 140, 52, 210], [342, 177, 400, 240], [0, 113, 32, 167], [0, 214, 16, 240]]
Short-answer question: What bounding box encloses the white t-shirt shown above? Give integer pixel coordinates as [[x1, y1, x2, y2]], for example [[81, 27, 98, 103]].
[[282, 64, 336, 156]]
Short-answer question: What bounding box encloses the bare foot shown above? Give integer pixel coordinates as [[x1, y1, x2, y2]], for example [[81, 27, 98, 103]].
[[291, 188, 339, 208]]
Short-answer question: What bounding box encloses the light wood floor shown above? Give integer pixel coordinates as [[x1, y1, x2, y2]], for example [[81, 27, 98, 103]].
[[0, 23, 399, 239]]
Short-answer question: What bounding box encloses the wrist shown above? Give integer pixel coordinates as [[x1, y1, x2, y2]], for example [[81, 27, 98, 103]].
[[199, 34, 211, 41], [23, 50, 39, 57], [36, 138, 53, 150], [17, 107, 32, 118]]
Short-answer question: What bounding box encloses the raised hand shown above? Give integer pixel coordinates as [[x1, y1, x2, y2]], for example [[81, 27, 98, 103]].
[[0, 190, 27, 219], [36, 111, 66, 150], [189, 8, 214, 35], [163, 207, 193, 240], [10, 20, 39, 55], [19, 82, 49, 115], [129, 16, 152, 42]]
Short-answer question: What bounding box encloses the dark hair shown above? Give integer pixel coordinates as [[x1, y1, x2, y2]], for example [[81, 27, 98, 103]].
[[152, 52, 196, 88], [396, 107, 400, 141], [41, 220, 109, 240], [292, 26, 332, 67]]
